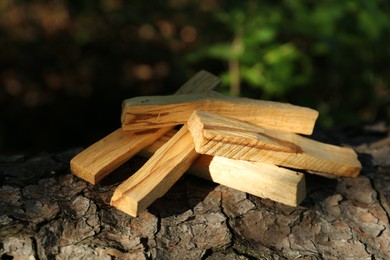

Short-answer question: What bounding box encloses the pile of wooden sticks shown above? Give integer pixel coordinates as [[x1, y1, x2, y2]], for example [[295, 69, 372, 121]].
[[71, 71, 362, 217]]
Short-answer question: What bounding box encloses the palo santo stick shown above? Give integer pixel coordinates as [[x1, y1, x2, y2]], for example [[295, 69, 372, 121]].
[[139, 131, 306, 207], [111, 125, 199, 216], [187, 111, 362, 177], [70, 70, 220, 184], [121, 91, 318, 135], [191, 156, 306, 207], [70, 128, 168, 184]]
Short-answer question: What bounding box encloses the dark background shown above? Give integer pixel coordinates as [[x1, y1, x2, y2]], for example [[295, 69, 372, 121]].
[[1, 1, 389, 154]]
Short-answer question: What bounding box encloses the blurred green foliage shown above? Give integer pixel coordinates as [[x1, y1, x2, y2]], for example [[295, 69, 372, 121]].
[[0, 0, 389, 152], [188, 0, 390, 125], [188, 1, 311, 98]]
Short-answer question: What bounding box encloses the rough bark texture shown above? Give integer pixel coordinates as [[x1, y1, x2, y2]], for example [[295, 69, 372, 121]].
[[1, 123, 390, 259]]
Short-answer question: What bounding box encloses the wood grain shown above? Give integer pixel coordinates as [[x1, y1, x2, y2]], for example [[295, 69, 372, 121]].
[[121, 91, 318, 135], [70, 128, 169, 184], [187, 111, 362, 177], [110, 125, 199, 216], [139, 130, 306, 207], [70, 70, 220, 184]]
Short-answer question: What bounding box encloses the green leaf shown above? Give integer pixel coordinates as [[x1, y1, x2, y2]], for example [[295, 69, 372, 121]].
[[264, 44, 299, 65], [244, 27, 277, 46], [241, 64, 265, 87]]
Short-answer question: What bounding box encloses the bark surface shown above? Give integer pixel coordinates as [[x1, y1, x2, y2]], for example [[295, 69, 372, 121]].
[[1, 123, 390, 259]]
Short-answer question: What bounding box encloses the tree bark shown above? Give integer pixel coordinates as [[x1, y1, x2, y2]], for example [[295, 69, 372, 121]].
[[1, 123, 390, 259]]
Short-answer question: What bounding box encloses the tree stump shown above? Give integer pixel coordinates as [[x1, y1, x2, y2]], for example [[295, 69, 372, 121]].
[[1, 123, 390, 259]]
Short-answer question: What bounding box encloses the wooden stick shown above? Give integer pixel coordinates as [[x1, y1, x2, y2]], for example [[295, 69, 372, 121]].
[[187, 111, 362, 177], [70, 128, 168, 184], [70, 70, 220, 184], [139, 131, 306, 207], [110, 125, 199, 217], [192, 156, 306, 207], [121, 91, 318, 135]]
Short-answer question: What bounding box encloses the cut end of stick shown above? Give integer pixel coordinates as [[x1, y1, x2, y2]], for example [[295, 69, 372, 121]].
[[70, 157, 98, 185], [296, 174, 307, 205], [187, 110, 205, 153], [110, 189, 139, 217], [174, 70, 221, 95]]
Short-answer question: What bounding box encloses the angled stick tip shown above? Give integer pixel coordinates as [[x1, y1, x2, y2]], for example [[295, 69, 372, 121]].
[[110, 190, 140, 217], [70, 157, 98, 185]]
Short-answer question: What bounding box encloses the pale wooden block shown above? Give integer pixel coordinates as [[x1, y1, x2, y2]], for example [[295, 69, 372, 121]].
[[110, 125, 199, 217], [70, 70, 220, 184], [191, 156, 306, 207], [187, 111, 362, 177], [140, 130, 306, 207], [121, 91, 318, 135]]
